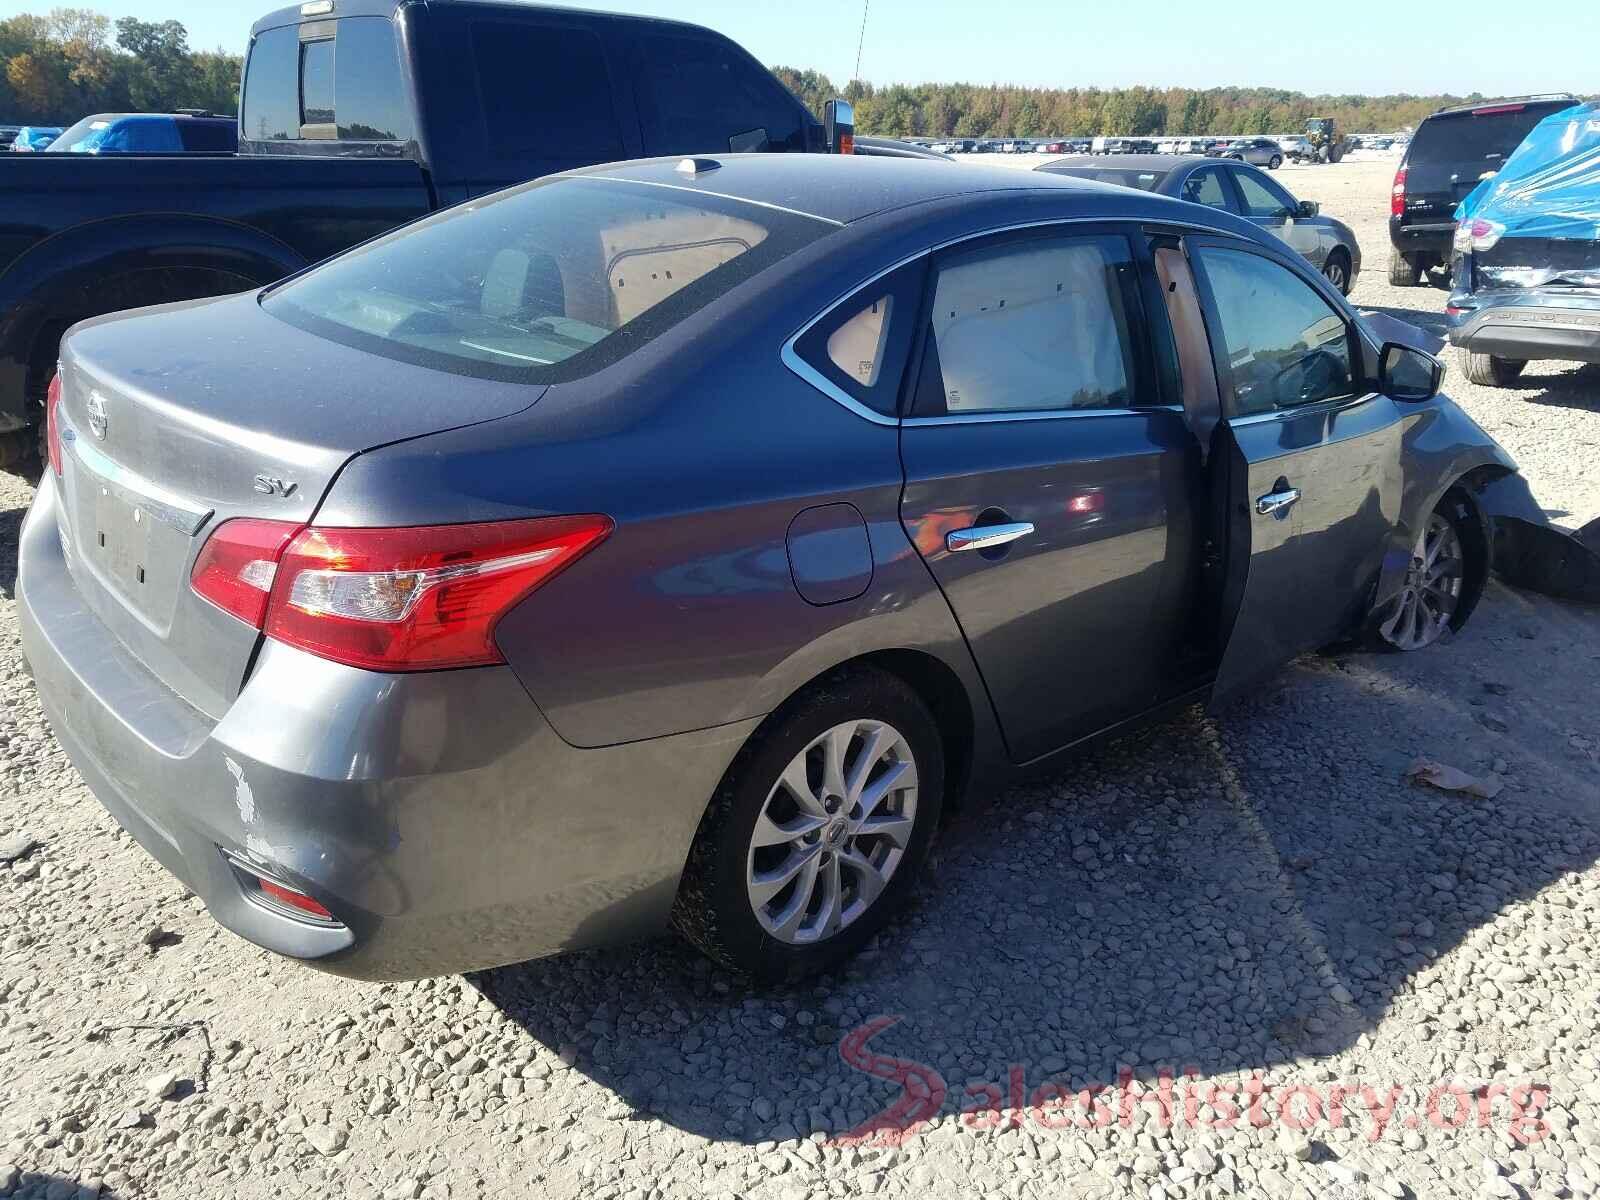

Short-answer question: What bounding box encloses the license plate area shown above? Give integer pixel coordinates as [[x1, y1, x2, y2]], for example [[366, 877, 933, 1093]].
[[63, 427, 213, 633], [92, 484, 155, 593]]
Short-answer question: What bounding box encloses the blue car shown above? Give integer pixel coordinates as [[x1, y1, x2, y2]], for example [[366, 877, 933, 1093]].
[[11, 126, 63, 152], [46, 112, 237, 155], [1448, 100, 1600, 386]]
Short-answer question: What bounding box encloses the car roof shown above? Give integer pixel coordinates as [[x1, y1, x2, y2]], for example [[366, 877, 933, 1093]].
[[1427, 94, 1579, 119], [253, 0, 718, 36], [1038, 154, 1206, 172], [562, 153, 1254, 232]]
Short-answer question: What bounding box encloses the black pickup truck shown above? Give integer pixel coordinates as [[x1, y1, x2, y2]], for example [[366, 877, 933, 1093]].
[[0, 0, 847, 467]]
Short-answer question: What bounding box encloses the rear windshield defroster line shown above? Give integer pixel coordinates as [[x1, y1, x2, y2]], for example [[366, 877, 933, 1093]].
[[261, 176, 833, 384]]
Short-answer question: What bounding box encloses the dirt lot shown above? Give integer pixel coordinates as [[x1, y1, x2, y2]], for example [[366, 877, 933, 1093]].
[[2, 158, 1599, 1200]]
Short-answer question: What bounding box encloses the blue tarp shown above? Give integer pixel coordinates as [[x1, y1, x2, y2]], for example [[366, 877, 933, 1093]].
[[1456, 101, 1600, 239]]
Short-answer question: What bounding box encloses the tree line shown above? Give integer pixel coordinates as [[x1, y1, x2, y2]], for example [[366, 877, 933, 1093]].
[[772, 70, 1503, 139], [0, 8, 240, 126]]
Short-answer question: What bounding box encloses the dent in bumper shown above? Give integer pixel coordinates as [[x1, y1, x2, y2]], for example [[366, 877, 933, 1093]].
[[18, 474, 756, 979]]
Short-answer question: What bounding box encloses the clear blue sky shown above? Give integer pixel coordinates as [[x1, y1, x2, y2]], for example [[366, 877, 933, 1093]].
[[10, 0, 1594, 96]]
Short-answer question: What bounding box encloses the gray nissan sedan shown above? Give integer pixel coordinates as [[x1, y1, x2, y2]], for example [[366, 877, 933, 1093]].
[[20, 155, 1528, 981]]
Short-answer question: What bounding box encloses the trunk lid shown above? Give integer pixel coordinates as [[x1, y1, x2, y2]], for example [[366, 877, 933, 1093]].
[[53, 292, 545, 719]]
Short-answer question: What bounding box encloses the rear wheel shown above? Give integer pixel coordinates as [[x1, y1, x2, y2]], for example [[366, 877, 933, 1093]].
[[1322, 249, 1352, 296], [1268, 154, 1283, 170], [1464, 352, 1527, 387], [673, 667, 944, 980], [1388, 252, 1423, 287]]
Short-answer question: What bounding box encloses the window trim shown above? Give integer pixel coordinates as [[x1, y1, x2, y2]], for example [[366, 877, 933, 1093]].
[[779, 215, 1226, 427], [1182, 234, 1371, 421], [1179, 166, 1240, 216]]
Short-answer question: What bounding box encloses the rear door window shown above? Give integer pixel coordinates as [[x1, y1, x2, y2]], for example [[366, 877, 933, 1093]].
[[632, 31, 807, 155], [911, 233, 1150, 415], [470, 20, 625, 169]]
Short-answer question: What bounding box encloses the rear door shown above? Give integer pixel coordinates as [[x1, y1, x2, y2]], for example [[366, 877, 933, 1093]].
[[1183, 237, 1405, 702], [898, 224, 1198, 762]]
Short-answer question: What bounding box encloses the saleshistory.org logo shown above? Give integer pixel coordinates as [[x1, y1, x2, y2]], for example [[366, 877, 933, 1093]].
[[832, 1016, 1552, 1149]]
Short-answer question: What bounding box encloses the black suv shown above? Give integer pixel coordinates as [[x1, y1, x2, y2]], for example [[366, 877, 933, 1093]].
[[1388, 95, 1578, 286]]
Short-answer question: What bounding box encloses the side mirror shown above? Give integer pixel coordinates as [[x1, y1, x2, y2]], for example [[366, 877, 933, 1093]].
[[823, 99, 855, 156], [1296, 199, 1320, 219], [1380, 341, 1444, 402]]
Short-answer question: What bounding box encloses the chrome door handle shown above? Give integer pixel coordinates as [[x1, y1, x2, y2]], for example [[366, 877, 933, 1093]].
[[1255, 487, 1302, 517], [946, 522, 1035, 553]]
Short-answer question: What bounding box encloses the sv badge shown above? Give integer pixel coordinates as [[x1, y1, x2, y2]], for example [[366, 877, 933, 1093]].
[[253, 474, 299, 498]]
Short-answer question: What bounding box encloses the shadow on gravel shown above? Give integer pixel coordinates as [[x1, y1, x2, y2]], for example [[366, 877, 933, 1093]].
[[0, 499, 25, 597], [3, 1174, 123, 1200], [474, 589, 1600, 1145], [1512, 364, 1600, 412]]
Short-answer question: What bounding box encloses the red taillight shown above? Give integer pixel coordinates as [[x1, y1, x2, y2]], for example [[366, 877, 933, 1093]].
[[261, 515, 612, 671], [45, 373, 63, 477], [190, 518, 304, 628], [1391, 166, 1407, 217], [1470, 103, 1526, 116], [257, 877, 334, 921]]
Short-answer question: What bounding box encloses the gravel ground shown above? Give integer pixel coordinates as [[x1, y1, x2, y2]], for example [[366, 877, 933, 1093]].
[[2, 159, 1599, 1200]]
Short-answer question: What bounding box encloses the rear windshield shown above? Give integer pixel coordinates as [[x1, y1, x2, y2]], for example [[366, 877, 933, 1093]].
[[1044, 167, 1166, 192], [1409, 106, 1564, 164], [262, 177, 830, 381]]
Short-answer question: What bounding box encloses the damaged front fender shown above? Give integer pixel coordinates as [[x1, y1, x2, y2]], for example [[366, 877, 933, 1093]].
[[1474, 470, 1600, 604]]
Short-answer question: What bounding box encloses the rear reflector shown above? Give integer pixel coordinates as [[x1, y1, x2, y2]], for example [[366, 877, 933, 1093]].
[[45, 373, 63, 478], [257, 877, 335, 921], [264, 515, 613, 671], [190, 518, 304, 627]]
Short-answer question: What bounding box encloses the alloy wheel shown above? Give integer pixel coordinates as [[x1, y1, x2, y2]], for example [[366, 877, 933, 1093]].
[[1377, 512, 1464, 650], [1324, 258, 1348, 292], [745, 719, 918, 945]]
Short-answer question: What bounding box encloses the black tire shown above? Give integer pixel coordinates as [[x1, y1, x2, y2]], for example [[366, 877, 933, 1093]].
[[1464, 352, 1527, 388], [1322, 249, 1353, 296], [672, 666, 945, 981], [1387, 252, 1422, 287], [1268, 154, 1283, 170]]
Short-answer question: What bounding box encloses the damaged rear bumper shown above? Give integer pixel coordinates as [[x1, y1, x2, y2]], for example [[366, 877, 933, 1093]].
[[1447, 290, 1600, 365]]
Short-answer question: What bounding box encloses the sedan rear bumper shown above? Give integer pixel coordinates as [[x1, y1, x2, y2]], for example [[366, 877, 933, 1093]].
[[1448, 294, 1600, 365], [18, 473, 754, 979]]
